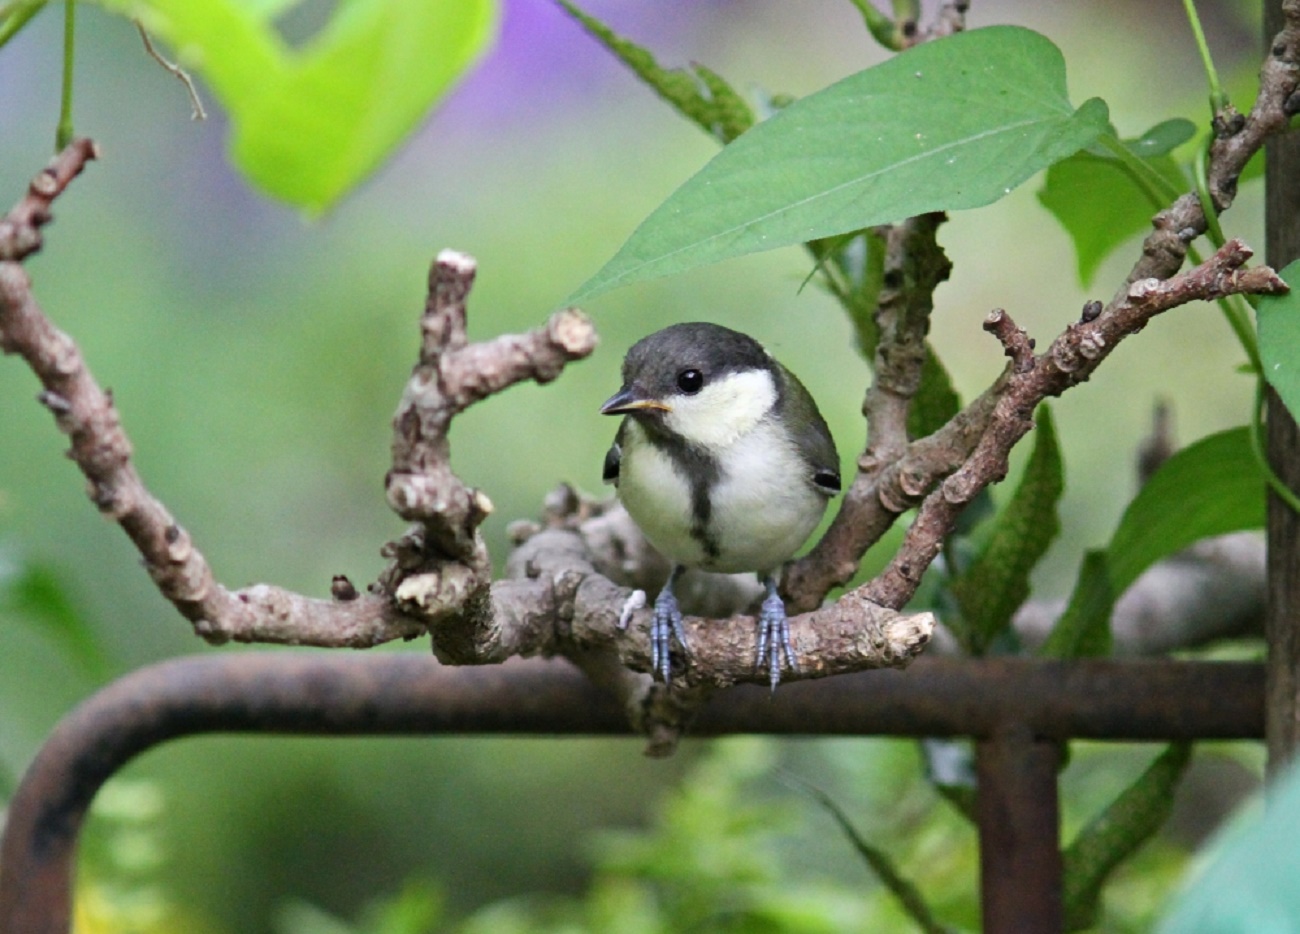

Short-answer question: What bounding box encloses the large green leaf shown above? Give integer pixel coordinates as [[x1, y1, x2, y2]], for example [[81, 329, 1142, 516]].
[[570, 26, 1109, 302], [1038, 120, 1193, 287], [1106, 427, 1263, 597], [96, 0, 498, 212], [1258, 258, 1300, 422], [948, 406, 1063, 655]]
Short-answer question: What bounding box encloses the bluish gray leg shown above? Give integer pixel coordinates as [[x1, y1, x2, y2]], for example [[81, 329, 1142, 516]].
[[756, 575, 799, 691], [652, 565, 690, 685]]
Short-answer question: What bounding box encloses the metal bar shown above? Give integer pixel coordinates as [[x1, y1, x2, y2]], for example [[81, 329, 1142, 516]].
[[0, 654, 1264, 933], [977, 728, 1064, 933], [1264, 0, 1300, 777]]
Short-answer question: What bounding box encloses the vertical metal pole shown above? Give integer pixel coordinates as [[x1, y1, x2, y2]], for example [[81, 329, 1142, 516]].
[[977, 725, 1064, 933], [1264, 1, 1300, 777]]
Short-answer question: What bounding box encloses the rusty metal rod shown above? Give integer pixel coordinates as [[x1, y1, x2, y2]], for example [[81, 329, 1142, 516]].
[[977, 728, 1065, 933], [0, 654, 1264, 933]]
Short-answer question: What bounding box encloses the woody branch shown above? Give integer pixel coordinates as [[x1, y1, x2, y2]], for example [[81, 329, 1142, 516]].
[[786, 0, 1300, 614], [0, 144, 596, 650]]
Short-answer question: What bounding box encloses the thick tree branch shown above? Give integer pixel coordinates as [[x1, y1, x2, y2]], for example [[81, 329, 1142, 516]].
[[0, 151, 597, 650], [1010, 532, 1265, 657], [0, 257, 428, 647], [785, 213, 954, 610]]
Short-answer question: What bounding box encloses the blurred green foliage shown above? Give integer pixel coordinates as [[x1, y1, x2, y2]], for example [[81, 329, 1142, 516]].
[[1159, 753, 1300, 933], [8, 0, 500, 211], [0, 1, 1278, 932]]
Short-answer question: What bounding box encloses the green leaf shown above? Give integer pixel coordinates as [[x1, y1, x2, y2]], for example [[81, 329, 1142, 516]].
[[1044, 427, 1262, 658], [909, 347, 961, 439], [1064, 742, 1192, 932], [948, 406, 1063, 655], [1039, 123, 1190, 286], [1101, 117, 1197, 159], [1257, 258, 1300, 421], [1039, 549, 1113, 660], [559, 0, 753, 145], [1106, 427, 1263, 598], [845, 0, 906, 51], [0, 557, 109, 679], [569, 26, 1109, 303], [1158, 753, 1300, 932], [96, 0, 498, 212]]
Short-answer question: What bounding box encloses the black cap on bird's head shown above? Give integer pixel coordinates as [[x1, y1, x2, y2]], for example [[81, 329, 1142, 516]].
[[599, 322, 774, 418]]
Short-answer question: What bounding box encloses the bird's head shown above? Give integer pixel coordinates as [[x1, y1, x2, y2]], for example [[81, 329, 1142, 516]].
[[600, 322, 779, 451]]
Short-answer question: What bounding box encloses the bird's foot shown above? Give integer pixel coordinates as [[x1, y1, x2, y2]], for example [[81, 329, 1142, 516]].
[[651, 572, 690, 686], [756, 578, 799, 692]]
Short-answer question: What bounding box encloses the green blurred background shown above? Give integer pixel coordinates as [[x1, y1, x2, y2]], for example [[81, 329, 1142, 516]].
[[0, 1, 1268, 930]]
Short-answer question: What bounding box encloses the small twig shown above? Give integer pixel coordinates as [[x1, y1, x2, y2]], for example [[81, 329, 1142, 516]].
[[1119, 0, 1300, 294], [135, 21, 206, 121], [384, 251, 596, 568], [984, 308, 1035, 373], [863, 242, 1287, 611], [0, 137, 97, 261]]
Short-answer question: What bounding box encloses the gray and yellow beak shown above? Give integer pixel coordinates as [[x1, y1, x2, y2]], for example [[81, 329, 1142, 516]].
[[600, 386, 672, 416]]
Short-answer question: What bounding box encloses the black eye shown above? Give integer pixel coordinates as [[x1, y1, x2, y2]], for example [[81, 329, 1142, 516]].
[[676, 369, 704, 394]]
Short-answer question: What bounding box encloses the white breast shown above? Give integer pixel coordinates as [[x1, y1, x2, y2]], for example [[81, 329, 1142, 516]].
[[615, 415, 830, 575], [615, 420, 709, 567], [704, 420, 829, 574]]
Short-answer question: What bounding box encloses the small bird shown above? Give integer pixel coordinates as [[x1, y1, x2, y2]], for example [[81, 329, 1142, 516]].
[[600, 322, 841, 688]]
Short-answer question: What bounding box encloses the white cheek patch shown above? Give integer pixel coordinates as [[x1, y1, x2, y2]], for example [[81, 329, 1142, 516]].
[[665, 369, 777, 450]]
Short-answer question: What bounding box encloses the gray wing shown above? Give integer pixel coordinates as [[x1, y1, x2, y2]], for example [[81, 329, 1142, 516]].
[[602, 420, 625, 485], [778, 364, 841, 496]]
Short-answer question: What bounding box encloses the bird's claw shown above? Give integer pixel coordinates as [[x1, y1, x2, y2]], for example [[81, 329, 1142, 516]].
[[651, 585, 689, 685], [756, 579, 798, 692]]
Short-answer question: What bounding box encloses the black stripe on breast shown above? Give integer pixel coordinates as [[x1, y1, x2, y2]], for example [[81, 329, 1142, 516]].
[[648, 429, 722, 564]]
